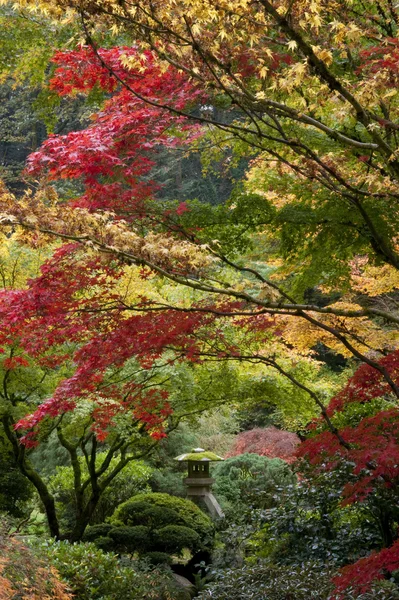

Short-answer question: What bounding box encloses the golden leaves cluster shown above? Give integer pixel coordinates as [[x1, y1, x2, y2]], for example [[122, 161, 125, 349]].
[[0, 182, 215, 276], [281, 300, 398, 358]]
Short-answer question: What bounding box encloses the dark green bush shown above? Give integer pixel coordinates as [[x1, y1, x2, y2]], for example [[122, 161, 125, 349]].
[[155, 525, 200, 553], [143, 551, 173, 565], [108, 525, 151, 553], [86, 492, 214, 561], [196, 559, 399, 600], [92, 536, 116, 552], [112, 492, 214, 543], [112, 502, 178, 529], [83, 523, 113, 542], [256, 463, 385, 566]]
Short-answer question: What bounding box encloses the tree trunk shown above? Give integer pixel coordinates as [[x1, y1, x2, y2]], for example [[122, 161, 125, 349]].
[[1, 415, 60, 538]]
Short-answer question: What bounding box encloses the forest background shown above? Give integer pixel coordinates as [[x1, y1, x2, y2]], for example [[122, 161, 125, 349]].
[[0, 1, 398, 598]]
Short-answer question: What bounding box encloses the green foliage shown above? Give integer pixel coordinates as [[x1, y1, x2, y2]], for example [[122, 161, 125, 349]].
[[149, 144, 247, 208], [149, 469, 187, 497], [82, 523, 113, 541], [108, 525, 151, 553], [0, 439, 32, 516], [197, 559, 399, 600], [253, 466, 385, 567], [176, 191, 274, 257], [36, 539, 182, 600], [212, 453, 296, 512], [87, 492, 215, 560], [197, 560, 335, 600], [112, 492, 214, 542], [155, 525, 200, 553], [48, 455, 152, 529], [143, 551, 172, 566], [330, 396, 397, 430]]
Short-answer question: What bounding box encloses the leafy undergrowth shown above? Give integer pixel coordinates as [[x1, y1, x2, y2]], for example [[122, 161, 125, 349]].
[[0, 534, 72, 600]]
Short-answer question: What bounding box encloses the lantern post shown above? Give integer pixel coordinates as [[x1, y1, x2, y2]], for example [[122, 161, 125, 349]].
[[174, 448, 224, 518]]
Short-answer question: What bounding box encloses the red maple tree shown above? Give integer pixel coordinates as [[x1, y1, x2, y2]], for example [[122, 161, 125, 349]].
[[298, 350, 399, 596], [226, 426, 300, 464], [27, 46, 203, 220]]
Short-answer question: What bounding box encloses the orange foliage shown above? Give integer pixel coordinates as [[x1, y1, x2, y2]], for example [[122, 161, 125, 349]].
[[226, 426, 300, 464], [0, 535, 72, 600]]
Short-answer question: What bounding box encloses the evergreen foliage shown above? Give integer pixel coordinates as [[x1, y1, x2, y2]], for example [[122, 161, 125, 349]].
[[212, 453, 296, 512], [85, 492, 215, 561]]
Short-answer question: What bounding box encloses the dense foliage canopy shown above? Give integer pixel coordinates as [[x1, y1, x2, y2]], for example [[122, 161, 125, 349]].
[[0, 0, 398, 598]]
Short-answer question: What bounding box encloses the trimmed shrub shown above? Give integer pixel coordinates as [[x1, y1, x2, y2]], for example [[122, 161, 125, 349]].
[[108, 525, 151, 553], [143, 551, 172, 565], [92, 536, 116, 552], [155, 525, 200, 553], [112, 492, 214, 542], [112, 502, 178, 529], [83, 523, 113, 542], [92, 492, 215, 561]]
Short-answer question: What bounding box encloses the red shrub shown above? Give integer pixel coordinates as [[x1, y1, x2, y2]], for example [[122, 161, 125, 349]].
[[226, 427, 300, 463]]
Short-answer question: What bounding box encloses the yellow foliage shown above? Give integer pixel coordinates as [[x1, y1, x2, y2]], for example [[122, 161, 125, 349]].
[[0, 182, 215, 276], [280, 301, 399, 358], [351, 259, 399, 296]]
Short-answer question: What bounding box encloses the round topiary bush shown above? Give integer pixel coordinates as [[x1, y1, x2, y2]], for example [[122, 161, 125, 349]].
[[83, 523, 113, 542], [112, 502, 178, 529], [111, 493, 214, 542], [87, 492, 214, 560], [155, 525, 200, 553], [108, 525, 152, 553]]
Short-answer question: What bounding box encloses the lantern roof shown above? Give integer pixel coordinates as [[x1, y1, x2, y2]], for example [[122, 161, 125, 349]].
[[174, 447, 224, 462]]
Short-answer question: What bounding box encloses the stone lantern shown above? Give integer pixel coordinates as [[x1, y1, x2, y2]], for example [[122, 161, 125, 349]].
[[174, 448, 224, 518]]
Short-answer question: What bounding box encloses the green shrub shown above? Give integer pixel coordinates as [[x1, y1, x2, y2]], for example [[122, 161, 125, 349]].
[[112, 492, 214, 542], [36, 539, 183, 600], [108, 525, 151, 553], [212, 453, 296, 512], [197, 559, 399, 600], [112, 501, 178, 529], [155, 525, 200, 553], [149, 470, 187, 497], [143, 551, 172, 565], [197, 560, 334, 600], [99, 492, 215, 561], [83, 523, 113, 541], [92, 536, 115, 552]]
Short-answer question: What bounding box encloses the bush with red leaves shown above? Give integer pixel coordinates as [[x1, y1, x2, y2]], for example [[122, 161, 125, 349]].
[[226, 426, 300, 464]]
